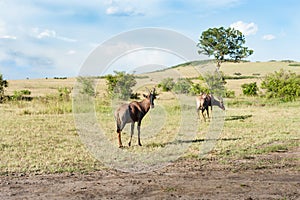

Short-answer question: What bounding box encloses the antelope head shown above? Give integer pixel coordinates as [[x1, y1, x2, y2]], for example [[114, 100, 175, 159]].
[[144, 87, 158, 108], [219, 97, 225, 110]]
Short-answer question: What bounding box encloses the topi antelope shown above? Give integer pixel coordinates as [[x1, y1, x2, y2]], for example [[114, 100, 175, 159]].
[[196, 93, 225, 122], [114, 88, 157, 148]]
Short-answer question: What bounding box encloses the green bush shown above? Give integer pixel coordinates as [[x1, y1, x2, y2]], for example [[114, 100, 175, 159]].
[[77, 76, 96, 97], [105, 71, 136, 100], [288, 63, 300, 67], [261, 69, 300, 101], [58, 87, 72, 101], [173, 78, 192, 94], [203, 72, 226, 96], [241, 82, 258, 96], [11, 90, 32, 101], [0, 74, 8, 103], [158, 78, 175, 92], [225, 89, 235, 98], [188, 83, 209, 95]]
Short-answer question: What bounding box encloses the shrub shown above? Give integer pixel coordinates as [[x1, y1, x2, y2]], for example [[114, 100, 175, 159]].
[[233, 72, 242, 76], [0, 74, 8, 103], [225, 89, 235, 98], [288, 63, 300, 67], [11, 90, 32, 101], [173, 78, 192, 94], [158, 78, 175, 92], [77, 76, 96, 97], [261, 69, 300, 101], [189, 83, 209, 95], [241, 82, 258, 96], [203, 72, 226, 96], [58, 87, 72, 101]]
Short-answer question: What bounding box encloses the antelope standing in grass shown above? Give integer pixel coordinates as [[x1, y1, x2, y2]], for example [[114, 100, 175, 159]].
[[196, 93, 225, 122], [114, 88, 157, 148]]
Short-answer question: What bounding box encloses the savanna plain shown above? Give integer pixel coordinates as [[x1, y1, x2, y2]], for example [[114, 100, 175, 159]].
[[0, 61, 299, 199]]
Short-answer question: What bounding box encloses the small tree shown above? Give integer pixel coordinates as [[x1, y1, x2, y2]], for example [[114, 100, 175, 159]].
[[0, 74, 8, 103], [197, 27, 254, 68], [105, 71, 136, 100]]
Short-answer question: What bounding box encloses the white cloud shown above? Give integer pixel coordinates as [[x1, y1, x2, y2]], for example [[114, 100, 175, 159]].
[[262, 34, 276, 40], [104, 0, 243, 17], [0, 19, 17, 40], [67, 50, 76, 55], [230, 21, 258, 36], [107, 49, 184, 74], [104, 0, 144, 16], [201, 0, 242, 8], [106, 6, 142, 16], [0, 35, 17, 40], [32, 28, 77, 42], [37, 29, 56, 39]]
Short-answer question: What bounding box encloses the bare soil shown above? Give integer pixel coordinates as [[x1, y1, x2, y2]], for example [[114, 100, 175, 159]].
[[1, 149, 299, 200]]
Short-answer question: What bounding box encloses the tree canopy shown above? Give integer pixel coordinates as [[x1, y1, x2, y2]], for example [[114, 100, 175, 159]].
[[197, 27, 254, 68]]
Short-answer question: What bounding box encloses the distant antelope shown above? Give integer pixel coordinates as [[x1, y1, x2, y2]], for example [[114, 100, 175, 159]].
[[114, 88, 157, 148], [196, 93, 225, 122]]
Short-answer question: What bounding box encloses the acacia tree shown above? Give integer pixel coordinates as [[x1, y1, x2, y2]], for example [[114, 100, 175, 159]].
[[197, 27, 254, 68]]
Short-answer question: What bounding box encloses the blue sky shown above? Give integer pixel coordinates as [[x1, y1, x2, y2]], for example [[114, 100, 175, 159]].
[[0, 0, 299, 80]]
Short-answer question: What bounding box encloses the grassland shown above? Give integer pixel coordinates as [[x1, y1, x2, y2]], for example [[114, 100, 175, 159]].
[[0, 61, 299, 175]]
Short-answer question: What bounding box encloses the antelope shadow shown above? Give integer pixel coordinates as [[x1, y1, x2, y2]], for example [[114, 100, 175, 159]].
[[225, 114, 252, 121], [149, 137, 242, 147]]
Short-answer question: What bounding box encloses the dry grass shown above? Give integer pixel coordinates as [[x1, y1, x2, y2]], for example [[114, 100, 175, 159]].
[[0, 61, 299, 175], [6, 78, 76, 97]]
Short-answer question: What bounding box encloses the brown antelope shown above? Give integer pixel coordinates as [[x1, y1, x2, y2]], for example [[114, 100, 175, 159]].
[[114, 88, 157, 148], [196, 93, 225, 122]]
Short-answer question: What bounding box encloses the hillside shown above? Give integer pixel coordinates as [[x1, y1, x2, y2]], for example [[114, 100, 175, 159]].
[[5, 61, 300, 97]]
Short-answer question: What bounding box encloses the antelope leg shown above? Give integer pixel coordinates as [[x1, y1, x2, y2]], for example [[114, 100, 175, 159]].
[[128, 122, 134, 146], [202, 110, 206, 122], [137, 125, 142, 146], [117, 131, 123, 148]]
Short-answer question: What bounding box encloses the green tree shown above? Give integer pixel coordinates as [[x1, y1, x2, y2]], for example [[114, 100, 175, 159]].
[[0, 74, 8, 103], [105, 71, 136, 100], [197, 27, 254, 68]]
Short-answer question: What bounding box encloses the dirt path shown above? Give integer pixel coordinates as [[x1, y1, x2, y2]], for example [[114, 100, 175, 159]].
[[1, 150, 299, 200]]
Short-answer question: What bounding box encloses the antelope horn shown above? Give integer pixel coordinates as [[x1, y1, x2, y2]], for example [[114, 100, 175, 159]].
[[152, 87, 156, 93], [145, 87, 151, 93]]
